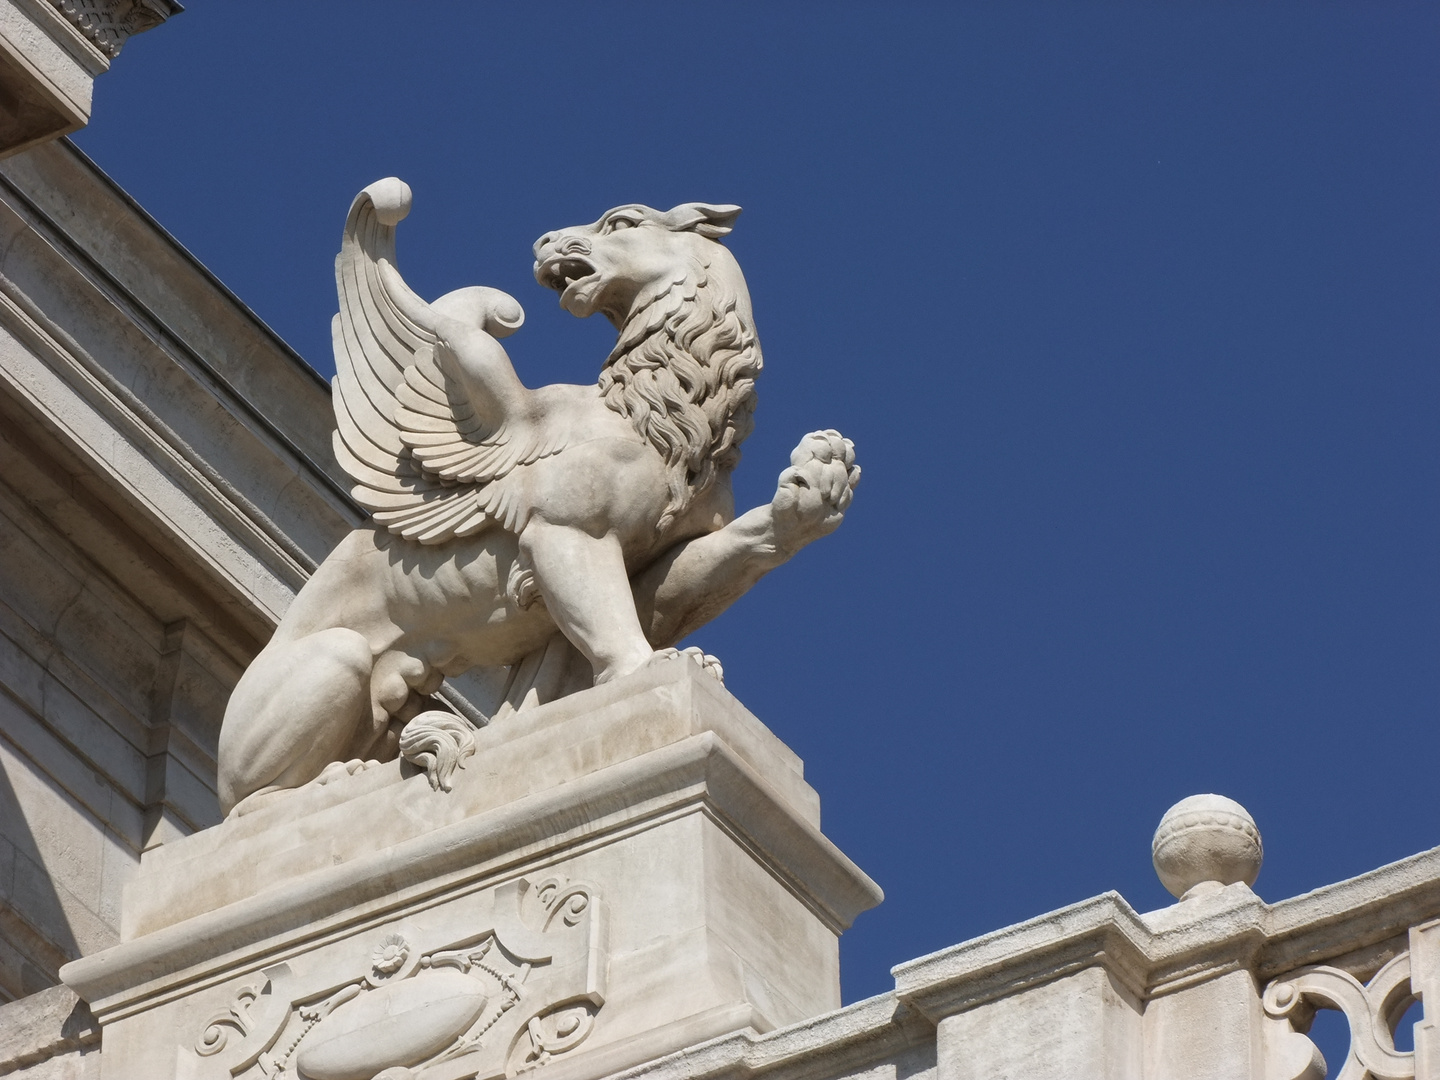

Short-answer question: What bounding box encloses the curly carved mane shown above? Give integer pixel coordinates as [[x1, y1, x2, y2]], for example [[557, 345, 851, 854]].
[[598, 254, 762, 531]]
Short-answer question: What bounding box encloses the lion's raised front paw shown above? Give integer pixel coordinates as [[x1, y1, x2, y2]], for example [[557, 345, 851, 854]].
[[655, 646, 725, 685], [772, 429, 859, 554]]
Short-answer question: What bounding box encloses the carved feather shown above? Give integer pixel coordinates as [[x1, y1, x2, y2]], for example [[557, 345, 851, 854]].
[[330, 178, 565, 544]]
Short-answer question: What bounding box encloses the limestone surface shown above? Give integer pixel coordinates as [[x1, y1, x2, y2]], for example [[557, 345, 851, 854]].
[[60, 661, 882, 1080]]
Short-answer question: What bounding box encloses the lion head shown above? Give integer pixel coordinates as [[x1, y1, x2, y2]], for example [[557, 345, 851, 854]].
[[533, 203, 763, 531]]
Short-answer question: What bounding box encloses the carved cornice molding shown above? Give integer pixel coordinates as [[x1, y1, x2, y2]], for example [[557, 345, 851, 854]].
[[46, 0, 179, 58]]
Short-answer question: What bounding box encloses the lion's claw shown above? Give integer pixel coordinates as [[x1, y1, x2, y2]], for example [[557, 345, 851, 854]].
[[790, 429, 856, 471], [314, 758, 382, 787], [656, 646, 725, 685]]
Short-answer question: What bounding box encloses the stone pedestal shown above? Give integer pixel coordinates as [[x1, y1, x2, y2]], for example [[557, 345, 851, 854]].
[[58, 661, 881, 1080]]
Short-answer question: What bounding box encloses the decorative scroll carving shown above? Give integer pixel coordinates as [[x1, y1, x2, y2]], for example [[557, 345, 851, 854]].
[[47, 0, 178, 58], [194, 964, 291, 1062], [534, 876, 593, 929], [511, 1003, 600, 1073], [188, 877, 605, 1080], [195, 983, 260, 1058], [1264, 952, 1417, 1080]]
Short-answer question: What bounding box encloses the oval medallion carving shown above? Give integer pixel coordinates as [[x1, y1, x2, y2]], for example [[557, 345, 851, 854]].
[[295, 970, 487, 1080]]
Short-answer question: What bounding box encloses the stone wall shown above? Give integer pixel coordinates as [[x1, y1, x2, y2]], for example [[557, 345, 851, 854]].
[[0, 137, 360, 1001]]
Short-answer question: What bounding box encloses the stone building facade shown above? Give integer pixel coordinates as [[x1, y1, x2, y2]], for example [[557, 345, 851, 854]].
[[1, 8, 1439, 1079]]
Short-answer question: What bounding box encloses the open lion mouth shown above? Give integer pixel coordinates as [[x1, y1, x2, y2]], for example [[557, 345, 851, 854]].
[[536, 256, 596, 294], [536, 254, 607, 317]]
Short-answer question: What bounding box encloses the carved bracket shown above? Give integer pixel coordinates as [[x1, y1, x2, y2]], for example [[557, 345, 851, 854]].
[[48, 0, 178, 58]]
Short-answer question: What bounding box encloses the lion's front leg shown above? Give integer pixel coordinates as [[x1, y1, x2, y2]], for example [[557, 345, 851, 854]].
[[631, 430, 861, 649], [518, 518, 658, 684]]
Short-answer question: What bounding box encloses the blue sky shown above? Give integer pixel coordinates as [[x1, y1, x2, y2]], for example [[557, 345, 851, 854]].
[[76, 1, 1439, 1024]]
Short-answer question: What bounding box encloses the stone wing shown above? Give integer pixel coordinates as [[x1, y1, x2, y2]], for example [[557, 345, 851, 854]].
[[331, 178, 559, 544]]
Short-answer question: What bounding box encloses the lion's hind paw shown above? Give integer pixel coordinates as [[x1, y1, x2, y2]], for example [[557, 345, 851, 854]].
[[316, 758, 381, 786]]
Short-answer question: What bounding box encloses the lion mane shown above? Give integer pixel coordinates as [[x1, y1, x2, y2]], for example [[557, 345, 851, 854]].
[[598, 238, 763, 531]]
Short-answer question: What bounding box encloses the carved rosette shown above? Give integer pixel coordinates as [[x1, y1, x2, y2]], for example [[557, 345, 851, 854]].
[[190, 877, 605, 1080]]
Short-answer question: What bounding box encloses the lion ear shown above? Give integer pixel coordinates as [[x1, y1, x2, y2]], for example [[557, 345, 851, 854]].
[[663, 203, 742, 239]]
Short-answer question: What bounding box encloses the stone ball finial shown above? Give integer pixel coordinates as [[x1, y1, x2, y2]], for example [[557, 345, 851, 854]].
[[1152, 794, 1262, 900]]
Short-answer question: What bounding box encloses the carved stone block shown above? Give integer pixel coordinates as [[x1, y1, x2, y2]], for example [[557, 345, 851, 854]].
[[59, 660, 881, 1080]]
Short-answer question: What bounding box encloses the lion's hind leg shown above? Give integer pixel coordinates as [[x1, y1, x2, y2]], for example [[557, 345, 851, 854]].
[[217, 627, 374, 817]]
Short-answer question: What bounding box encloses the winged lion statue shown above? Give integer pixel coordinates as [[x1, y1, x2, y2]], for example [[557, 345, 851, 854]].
[[216, 178, 860, 817]]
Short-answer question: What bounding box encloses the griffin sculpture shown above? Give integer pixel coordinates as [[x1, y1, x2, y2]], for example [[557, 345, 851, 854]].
[[216, 178, 860, 816]]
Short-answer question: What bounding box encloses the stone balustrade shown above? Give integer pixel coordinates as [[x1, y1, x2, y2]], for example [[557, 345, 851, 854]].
[[588, 791, 1440, 1080]]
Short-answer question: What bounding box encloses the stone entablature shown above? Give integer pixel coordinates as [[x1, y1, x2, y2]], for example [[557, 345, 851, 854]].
[[46, 0, 175, 60], [0, 0, 177, 160]]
